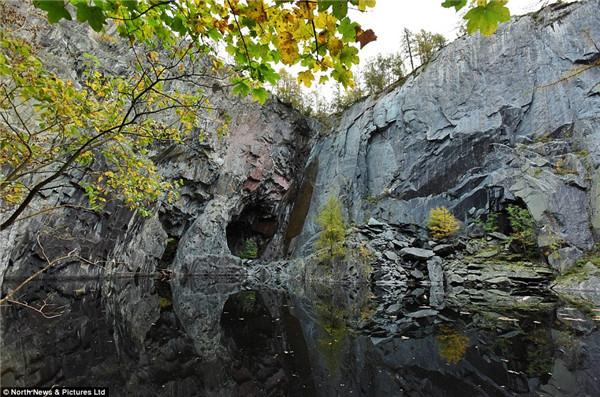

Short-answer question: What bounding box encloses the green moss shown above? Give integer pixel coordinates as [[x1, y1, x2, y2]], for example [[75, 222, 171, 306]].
[[575, 244, 600, 267], [465, 238, 544, 268], [556, 264, 589, 284], [363, 195, 380, 205], [158, 297, 172, 309], [576, 149, 590, 158], [534, 133, 553, 144], [555, 244, 600, 284], [557, 293, 596, 317]]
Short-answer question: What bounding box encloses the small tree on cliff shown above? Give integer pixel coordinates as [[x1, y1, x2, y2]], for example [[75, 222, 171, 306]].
[[427, 206, 460, 239], [316, 196, 347, 262]]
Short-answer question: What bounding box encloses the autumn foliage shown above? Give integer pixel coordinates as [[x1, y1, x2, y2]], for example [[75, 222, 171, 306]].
[[427, 207, 460, 239], [316, 196, 347, 262]]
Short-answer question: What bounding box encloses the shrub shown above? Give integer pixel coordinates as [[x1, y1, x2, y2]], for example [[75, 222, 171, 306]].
[[239, 239, 258, 259], [427, 207, 460, 239], [506, 204, 537, 252], [316, 196, 347, 262], [357, 242, 374, 263], [483, 211, 498, 233]]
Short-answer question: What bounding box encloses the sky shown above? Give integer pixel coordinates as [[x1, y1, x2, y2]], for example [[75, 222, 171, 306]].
[[349, 0, 562, 61]]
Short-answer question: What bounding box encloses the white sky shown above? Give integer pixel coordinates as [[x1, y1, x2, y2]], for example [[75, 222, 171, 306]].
[[350, 0, 561, 60]]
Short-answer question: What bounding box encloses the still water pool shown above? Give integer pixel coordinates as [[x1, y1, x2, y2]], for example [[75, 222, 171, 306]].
[[1, 277, 599, 397]]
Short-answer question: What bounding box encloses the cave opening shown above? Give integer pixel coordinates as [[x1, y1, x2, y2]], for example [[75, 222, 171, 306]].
[[226, 204, 279, 259], [220, 290, 274, 350]]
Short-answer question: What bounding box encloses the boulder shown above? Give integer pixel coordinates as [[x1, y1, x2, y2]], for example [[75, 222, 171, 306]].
[[384, 250, 399, 261], [488, 232, 509, 241], [427, 256, 444, 285], [407, 309, 438, 318], [547, 246, 583, 274], [400, 247, 435, 261], [433, 244, 455, 257]]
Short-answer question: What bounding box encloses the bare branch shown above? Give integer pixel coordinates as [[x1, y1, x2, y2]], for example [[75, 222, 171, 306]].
[[0, 236, 78, 305], [4, 297, 65, 319]]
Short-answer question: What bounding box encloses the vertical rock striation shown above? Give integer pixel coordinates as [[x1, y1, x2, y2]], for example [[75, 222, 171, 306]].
[[292, 0, 600, 256]]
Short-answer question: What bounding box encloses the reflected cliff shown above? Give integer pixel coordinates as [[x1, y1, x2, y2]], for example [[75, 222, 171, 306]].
[[1, 276, 599, 397]]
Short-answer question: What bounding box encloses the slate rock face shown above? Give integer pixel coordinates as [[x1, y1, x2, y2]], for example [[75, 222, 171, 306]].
[[1, 1, 600, 292], [0, 1, 314, 281], [293, 0, 600, 255]]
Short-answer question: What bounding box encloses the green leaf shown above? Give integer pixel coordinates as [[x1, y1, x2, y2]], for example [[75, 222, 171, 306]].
[[251, 87, 269, 104], [258, 64, 279, 85], [441, 0, 467, 11], [339, 46, 359, 68], [123, 1, 138, 11], [232, 79, 251, 97], [331, 64, 353, 88], [75, 3, 107, 32], [234, 49, 248, 65], [317, 0, 335, 12], [301, 56, 316, 69], [161, 14, 187, 36], [206, 28, 222, 42], [464, 1, 510, 36], [331, 1, 348, 19], [339, 17, 358, 42], [33, 0, 72, 23]]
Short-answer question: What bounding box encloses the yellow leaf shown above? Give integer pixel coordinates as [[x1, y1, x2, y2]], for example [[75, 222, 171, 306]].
[[314, 13, 336, 31], [297, 70, 314, 87], [328, 37, 343, 57], [358, 0, 376, 11]]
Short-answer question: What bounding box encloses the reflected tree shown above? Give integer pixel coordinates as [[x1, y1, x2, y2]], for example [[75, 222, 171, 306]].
[[436, 326, 469, 364]]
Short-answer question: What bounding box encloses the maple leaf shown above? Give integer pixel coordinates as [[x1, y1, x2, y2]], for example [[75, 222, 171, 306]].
[[297, 70, 314, 87], [441, 0, 467, 11], [328, 37, 343, 56], [356, 28, 377, 48], [464, 0, 510, 36]]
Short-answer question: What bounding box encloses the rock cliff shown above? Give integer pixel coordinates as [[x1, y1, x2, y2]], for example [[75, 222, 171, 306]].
[[2, 3, 600, 394], [0, 1, 313, 283], [292, 0, 600, 260], [0, 0, 599, 290]]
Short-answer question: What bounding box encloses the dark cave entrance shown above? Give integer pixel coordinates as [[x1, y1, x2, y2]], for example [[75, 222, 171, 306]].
[[226, 204, 279, 259], [220, 290, 316, 395], [221, 290, 274, 350]]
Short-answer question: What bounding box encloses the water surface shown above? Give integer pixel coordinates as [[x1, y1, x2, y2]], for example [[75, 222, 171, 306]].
[[1, 276, 599, 397]]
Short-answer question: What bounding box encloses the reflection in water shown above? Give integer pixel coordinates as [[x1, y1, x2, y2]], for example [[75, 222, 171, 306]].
[[435, 326, 469, 364], [1, 276, 600, 397], [220, 290, 316, 396]]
